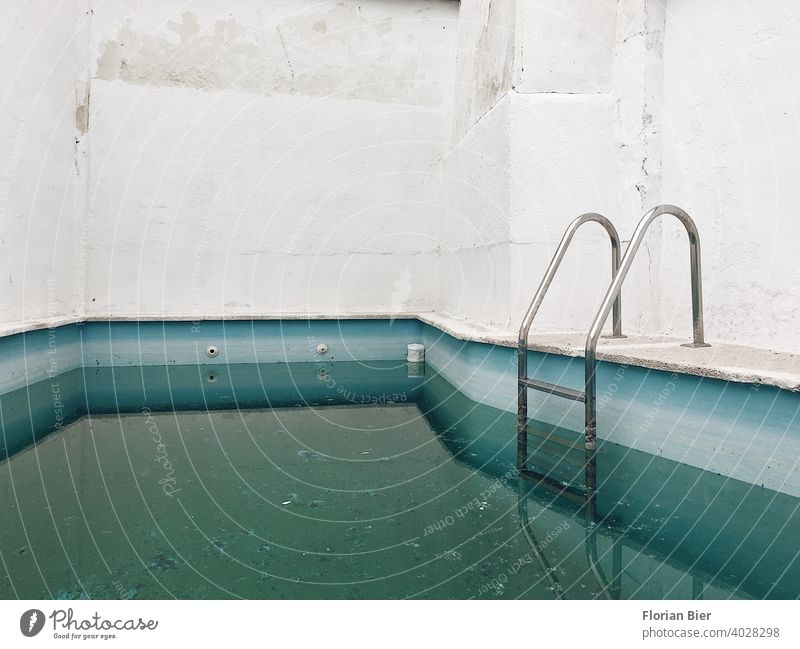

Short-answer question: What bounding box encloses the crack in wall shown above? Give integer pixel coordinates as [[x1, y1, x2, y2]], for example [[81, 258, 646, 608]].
[[437, 87, 511, 164], [639, 0, 667, 334], [275, 24, 295, 87]]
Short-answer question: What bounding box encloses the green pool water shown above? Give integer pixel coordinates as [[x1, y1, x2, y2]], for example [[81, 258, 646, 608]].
[[0, 361, 797, 599]]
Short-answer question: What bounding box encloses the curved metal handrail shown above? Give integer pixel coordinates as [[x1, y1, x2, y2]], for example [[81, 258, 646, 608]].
[[517, 213, 624, 472], [583, 204, 710, 453], [580, 205, 709, 521], [517, 213, 623, 351]]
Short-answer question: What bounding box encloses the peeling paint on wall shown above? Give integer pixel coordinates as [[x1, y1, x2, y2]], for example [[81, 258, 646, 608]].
[[75, 83, 90, 134], [451, 0, 516, 141], [94, 2, 456, 107]]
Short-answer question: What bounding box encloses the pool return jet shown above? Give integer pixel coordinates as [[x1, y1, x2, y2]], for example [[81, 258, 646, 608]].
[[516, 205, 710, 595]]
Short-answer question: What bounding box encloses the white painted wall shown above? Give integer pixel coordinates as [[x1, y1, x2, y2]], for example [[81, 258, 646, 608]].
[[81, 0, 458, 317], [437, 0, 515, 328], [2, 0, 799, 354], [440, 0, 656, 337], [441, 0, 800, 353], [514, 0, 617, 94], [0, 1, 81, 325], [658, 0, 800, 352]]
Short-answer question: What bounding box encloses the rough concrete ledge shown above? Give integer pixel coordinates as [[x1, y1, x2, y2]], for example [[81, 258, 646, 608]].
[[0, 315, 84, 338], [1, 311, 798, 392], [418, 313, 800, 392], [530, 333, 800, 392], [82, 312, 422, 322], [0, 313, 421, 338]]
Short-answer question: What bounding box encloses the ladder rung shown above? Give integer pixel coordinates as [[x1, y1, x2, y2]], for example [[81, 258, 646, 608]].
[[519, 378, 585, 402], [528, 436, 585, 462], [519, 467, 587, 505]]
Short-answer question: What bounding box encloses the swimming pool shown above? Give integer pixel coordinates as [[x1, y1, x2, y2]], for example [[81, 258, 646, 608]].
[[1, 320, 798, 599]]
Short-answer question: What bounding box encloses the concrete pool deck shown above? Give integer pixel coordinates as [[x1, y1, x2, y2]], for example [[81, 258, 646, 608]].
[[418, 313, 800, 393]]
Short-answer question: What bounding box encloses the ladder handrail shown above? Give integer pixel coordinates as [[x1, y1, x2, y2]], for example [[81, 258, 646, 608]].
[[517, 213, 624, 358], [517, 212, 624, 477], [583, 204, 709, 453]]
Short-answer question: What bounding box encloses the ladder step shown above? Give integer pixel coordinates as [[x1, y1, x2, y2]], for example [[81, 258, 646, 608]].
[[519, 467, 587, 505], [519, 378, 586, 402], [528, 436, 585, 464]]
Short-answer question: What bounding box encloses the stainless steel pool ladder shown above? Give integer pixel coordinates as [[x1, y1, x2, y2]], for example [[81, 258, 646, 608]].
[[517, 213, 624, 499], [517, 205, 710, 506]]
